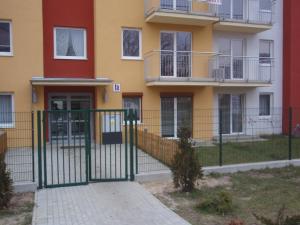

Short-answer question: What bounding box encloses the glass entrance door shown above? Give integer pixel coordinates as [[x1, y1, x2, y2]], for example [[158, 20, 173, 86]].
[[219, 94, 244, 135], [49, 94, 92, 142]]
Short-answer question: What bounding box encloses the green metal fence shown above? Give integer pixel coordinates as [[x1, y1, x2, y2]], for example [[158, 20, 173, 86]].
[[36, 109, 137, 189], [2, 112, 35, 183], [136, 108, 300, 173]]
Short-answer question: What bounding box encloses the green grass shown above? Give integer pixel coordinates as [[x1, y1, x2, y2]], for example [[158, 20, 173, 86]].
[[169, 166, 300, 225], [197, 135, 300, 167]]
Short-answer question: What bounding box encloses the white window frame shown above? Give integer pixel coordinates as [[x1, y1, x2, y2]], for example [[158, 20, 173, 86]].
[[53, 27, 87, 60], [0, 93, 15, 128], [259, 93, 273, 118], [259, 39, 274, 66], [122, 96, 142, 124], [160, 96, 192, 138], [159, 31, 193, 78], [121, 28, 142, 60], [0, 20, 13, 56]]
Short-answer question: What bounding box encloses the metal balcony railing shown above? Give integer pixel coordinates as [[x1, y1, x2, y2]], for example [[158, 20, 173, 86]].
[[144, 0, 216, 17], [213, 0, 275, 25], [144, 50, 274, 84], [144, 50, 216, 82], [144, 0, 275, 25], [210, 55, 274, 83]]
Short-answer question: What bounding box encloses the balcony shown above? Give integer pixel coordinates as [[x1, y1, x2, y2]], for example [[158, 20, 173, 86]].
[[144, 50, 274, 87], [144, 0, 218, 26], [213, 0, 274, 33]]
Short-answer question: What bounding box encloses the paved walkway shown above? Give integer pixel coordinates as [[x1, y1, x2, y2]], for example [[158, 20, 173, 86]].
[[32, 182, 190, 225]]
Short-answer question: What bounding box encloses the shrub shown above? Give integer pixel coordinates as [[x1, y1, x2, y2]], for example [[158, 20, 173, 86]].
[[170, 126, 203, 192], [254, 206, 300, 225], [197, 191, 234, 215], [0, 153, 13, 209]]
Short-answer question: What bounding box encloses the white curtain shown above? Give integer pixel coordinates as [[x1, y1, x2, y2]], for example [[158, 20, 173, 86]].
[[56, 29, 69, 56], [56, 28, 85, 57], [71, 30, 84, 57]]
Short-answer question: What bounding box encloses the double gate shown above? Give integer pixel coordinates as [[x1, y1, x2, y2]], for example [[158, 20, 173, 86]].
[[37, 109, 137, 188]]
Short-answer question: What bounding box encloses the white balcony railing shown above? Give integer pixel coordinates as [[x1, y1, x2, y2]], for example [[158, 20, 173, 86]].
[[144, 0, 216, 17], [210, 55, 274, 83], [144, 0, 275, 25], [213, 0, 274, 25], [144, 50, 274, 84]]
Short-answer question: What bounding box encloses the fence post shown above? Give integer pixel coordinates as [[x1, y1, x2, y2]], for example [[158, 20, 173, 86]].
[[42, 111, 47, 188], [31, 111, 35, 183], [219, 109, 223, 167], [289, 107, 293, 160], [37, 111, 43, 189], [129, 109, 135, 181], [135, 110, 138, 174]]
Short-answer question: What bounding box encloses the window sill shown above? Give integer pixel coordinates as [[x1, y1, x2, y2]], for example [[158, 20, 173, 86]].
[[121, 57, 143, 61], [54, 56, 88, 61], [0, 123, 15, 129], [0, 52, 13, 57], [258, 115, 272, 120]]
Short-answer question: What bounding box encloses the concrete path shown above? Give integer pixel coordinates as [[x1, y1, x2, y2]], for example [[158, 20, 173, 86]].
[[32, 182, 190, 225]]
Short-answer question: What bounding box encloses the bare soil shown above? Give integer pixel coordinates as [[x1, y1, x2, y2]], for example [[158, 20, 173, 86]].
[[0, 192, 34, 225]]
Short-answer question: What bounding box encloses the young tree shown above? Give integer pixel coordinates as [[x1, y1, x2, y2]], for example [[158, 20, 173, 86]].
[[0, 153, 13, 209], [170, 126, 203, 192]]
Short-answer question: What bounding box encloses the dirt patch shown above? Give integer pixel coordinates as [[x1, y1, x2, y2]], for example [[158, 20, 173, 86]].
[[195, 176, 232, 189], [0, 192, 34, 225], [141, 176, 232, 212]]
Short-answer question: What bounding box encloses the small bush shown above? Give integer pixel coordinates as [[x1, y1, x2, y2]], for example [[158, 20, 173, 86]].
[[254, 206, 300, 225], [170, 126, 203, 192], [0, 153, 13, 209], [197, 191, 234, 215]]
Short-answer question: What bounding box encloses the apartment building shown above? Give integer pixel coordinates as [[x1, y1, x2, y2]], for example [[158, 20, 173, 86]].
[[0, 0, 282, 143]]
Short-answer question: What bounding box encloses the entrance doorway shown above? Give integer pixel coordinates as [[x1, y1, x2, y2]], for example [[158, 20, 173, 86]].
[[48, 93, 92, 142]]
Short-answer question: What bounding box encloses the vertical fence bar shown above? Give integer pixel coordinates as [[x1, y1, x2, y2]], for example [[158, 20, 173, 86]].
[[37, 111, 43, 189], [219, 109, 223, 167], [289, 107, 293, 160], [86, 110, 90, 183], [31, 111, 35, 182], [135, 110, 138, 174], [125, 110, 128, 180], [129, 109, 135, 181], [43, 111, 47, 187]]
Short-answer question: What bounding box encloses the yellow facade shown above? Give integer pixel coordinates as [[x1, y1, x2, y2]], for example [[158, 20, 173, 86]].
[[0, 0, 44, 147], [94, 0, 214, 139]]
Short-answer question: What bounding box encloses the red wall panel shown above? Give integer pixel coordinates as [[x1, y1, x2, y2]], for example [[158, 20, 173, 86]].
[[283, 0, 300, 132], [43, 0, 94, 78]]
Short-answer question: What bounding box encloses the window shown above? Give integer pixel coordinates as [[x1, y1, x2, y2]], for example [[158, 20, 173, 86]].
[[260, 0, 272, 11], [54, 27, 87, 60], [161, 96, 192, 138], [160, 31, 192, 77], [123, 96, 142, 122], [122, 28, 142, 59], [0, 94, 14, 128], [0, 21, 12, 56], [259, 94, 272, 116], [259, 40, 273, 64]]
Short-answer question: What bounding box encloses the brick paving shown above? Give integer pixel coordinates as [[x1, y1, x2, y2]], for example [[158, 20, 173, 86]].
[[32, 182, 190, 225]]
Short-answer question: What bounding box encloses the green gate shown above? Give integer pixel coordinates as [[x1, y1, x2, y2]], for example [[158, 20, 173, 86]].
[[37, 109, 137, 188]]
